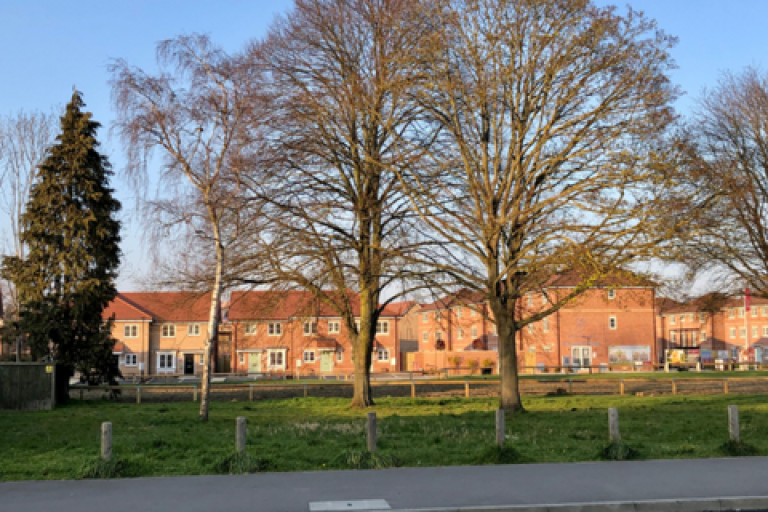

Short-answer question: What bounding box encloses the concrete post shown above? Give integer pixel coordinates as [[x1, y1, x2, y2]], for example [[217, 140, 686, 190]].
[[136, 385, 141, 404], [367, 412, 377, 452], [696, 362, 701, 372], [101, 422, 112, 461], [728, 405, 739, 442], [495, 409, 505, 447], [236, 417, 247, 454], [608, 408, 620, 442]]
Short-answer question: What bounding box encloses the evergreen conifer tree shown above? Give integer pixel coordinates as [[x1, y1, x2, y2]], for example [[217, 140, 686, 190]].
[[1, 91, 122, 386]]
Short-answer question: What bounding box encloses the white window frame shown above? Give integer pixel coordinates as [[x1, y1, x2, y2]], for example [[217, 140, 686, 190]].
[[458, 328, 464, 339], [337, 349, 343, 362], [542, 293, 547, 306], [543, 318, 549, 333], [199, 354, 204, 365], [456, 306, 462, 318], [527, 294, 532, 307], [671, 332, 677, 343], [124, 324, 138, 338], [527, 323, 533, 334], [436, 331, 443, 341], [422, 312, 428, 323], [161, 324, 176, 338], [303, 322, 318, 336], [268, 349, 286, 370], [471, 326, 477, 337], [729, 309, 735, 319], [699, 313, 706, 323], [303, 350, 315, 362], [435, 311, 442, 321], [607, 289, 615, 300], [701, 330, 707, 341], [422, 332, 429, 343], [244, 323, 258, 336], [188, 324, 201, 336], [730, 327, 736, 339], [670, 316, 676, 325], [239, 353, 245, 365], [376, 320, 389, 334], [471, 308, 477, 317], [763, 306, 767, 317], [377, 348, 390, 361], [753, 308, 759, 318], [328, 321, 341, 334], [268, 323, 282, 336], [609, 316, 617, 330], [764, 326, 768, 337], [740, 327, 746, 338], [157, 352, 175, 371], [679, 315, 684, 324], [753, 326, 759, 338], [739, 308, 745, 318], [571, 346, 591, 367], [125, 354, 137, 366]]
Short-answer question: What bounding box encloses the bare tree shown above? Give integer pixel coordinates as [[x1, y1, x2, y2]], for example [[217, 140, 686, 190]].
[[251, 0, 432, 407], [110, 34, 269, 420], [398, 0, 687, 412], [680, 68, 768, 296], [0, 110, 58, 360]]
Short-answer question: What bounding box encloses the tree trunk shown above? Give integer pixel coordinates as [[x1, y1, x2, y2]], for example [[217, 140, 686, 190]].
[[498, 324, 524, 412], [199, 237, 224, 421], [350, 286, 375, 408]]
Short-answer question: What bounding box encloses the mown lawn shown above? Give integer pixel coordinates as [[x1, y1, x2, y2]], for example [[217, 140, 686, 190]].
[[454, 370, 768, 381], [1, 393, 766, 481]]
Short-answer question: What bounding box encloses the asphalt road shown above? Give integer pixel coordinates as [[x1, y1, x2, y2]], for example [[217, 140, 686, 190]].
[[3, 457, 768, 512]]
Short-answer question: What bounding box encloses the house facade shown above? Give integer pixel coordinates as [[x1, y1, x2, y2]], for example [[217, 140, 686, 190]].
[[227, 291, 410, 376], [104, 292, 214, 377]]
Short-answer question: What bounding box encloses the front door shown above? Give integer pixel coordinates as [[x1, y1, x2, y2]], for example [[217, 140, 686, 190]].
[[321, 351, 333, 372], [524, 352, 537, 373], [184, 354, 195, 375], [248, 353, 262, 374]]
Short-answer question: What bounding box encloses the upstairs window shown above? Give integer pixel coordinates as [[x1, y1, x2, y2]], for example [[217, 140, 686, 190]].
[[124, 325, 138, 338], [458, 328, 464, 339], [328, 321, 341, 334], [609, 317, 617, 330], [376, 321, 389, 334], [303, 322, 318, 335], [244, 323, 258, 335], [162, 324, 176, 338], [268, 323, 282, 336], [189, 324, 201, 336], [607, 289, 615, 300]]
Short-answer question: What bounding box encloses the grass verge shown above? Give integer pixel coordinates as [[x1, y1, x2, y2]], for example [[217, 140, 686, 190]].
[[2, 393, 766, 481]]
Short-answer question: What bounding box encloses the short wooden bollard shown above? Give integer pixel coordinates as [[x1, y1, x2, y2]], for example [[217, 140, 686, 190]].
[[608, 408, 620, 442], [411, 380, 415, 398], [724, 378, 729, 394], [193, 385, 198, 402], [620, 379, 625, 396], [568, 379, 573, 394], [672, 379, 677, 395], [495, 409, 505, 447], [696, 362, 701, 372], [236, 417, 247, 454], [249, 384, 253, 402], [465, 380, 470, 398], [101, 422, 112, 461], [80, 388, 84, 401], [136, 386, 141, 404], [367, 412, 377, 452], [304, 383, 308, 398], [728, 405, 739, 442], [664, 361, 669, 373]]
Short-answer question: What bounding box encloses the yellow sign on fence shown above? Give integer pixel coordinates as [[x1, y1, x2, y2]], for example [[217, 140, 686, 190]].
[[45, 365, 53, 374]]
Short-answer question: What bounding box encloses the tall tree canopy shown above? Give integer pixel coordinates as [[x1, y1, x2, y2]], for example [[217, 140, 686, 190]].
[[1, 91, 122, 385]]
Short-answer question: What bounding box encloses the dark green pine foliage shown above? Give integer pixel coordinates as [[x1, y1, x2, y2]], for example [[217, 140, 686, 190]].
[[1, 91, 122, 385]]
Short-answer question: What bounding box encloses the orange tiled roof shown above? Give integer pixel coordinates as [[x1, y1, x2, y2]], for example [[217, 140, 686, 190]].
[[420, 288, 485, 311], [380, 300, 416, 317], [104, 292, 213, 322], [228, 290, 361, 321]]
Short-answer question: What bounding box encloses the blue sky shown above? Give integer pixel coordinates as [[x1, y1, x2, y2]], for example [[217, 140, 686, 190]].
[[0, 0, 766, 290]]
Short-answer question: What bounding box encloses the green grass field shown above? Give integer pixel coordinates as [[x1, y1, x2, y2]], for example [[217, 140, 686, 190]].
[[2, 393, 765, 481], [452, 370, 768, 381]]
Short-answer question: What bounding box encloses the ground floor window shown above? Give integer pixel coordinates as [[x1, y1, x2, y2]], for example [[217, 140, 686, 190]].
[[239, 353, 245, 365], [157, 352, 175, 371], [268, 350, 286, 369], [125, 354, 137, 366], [303, 350, 315, 362], [571, 346, 591, 367], [378, 348, 390, 361]]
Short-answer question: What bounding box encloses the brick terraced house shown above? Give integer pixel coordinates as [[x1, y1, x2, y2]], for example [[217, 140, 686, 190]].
[[227, 290, 412, 376], [104, 292, 216, 377]]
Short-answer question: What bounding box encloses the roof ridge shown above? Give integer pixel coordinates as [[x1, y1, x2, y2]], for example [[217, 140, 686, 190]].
[[114, 293, 154, 319]]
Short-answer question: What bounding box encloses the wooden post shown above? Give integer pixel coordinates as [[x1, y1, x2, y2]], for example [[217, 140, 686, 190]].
[[236, 417, 247, 454], [569, 379, 573, 394], [724, 378, 729, 394], [664, 361, 669, 373], [101, 422, 112, 461], [304, 383, 308, 398], [728, 405, 739, 442], [136, 385, 141, 404], [249, 384, 253, 402], [465, 380, 470, 398], [672, 379, 677, 395], [411, 379, 415, 398], [80, 388, 84, 401], [620, 379, 625, 396], [193, 384, 198, 402], [495, 409, 505, 446], [608, 408, 620, 442], [367, 412, 377, 452]]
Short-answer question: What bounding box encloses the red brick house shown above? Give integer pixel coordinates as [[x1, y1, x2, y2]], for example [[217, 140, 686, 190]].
[[227, 290, 411, 376]]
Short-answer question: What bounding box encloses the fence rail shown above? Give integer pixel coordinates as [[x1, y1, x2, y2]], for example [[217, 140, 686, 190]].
[[69, 375, 768, 403]]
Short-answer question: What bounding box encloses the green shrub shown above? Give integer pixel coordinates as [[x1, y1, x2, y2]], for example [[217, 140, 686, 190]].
[[212, 453, 274, 474], [476, 443, 525, 464], [78, 457, 125, 479], [332, 449, 401, 469], [599, 441, 639, 461], [720, 440, 759, 457]]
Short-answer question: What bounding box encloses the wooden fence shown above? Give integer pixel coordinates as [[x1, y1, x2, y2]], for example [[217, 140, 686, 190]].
[[0, 362, 64, 410], [68, 375, 768, 403]]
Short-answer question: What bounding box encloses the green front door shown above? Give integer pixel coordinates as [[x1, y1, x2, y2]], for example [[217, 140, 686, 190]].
[[249, 353, 262, 373], [321, 351, 333, 372]]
